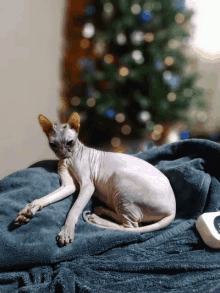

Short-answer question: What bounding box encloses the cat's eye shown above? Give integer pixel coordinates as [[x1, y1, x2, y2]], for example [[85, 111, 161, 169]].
[[66, 140, 74, 147], [49, 142, 57, 148]]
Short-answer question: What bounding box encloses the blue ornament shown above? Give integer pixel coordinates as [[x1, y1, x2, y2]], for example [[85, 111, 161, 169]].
[[86, 86, 95, 98], [84, 5, 96, 17], [138, 9, 153, 25], [164, 73, 181, 90], [78, 58, 95, 74], [180, 131, 190, 140], [172, 0, 185, 11], [154, 59, 164, 71], [103, 107, 117, 120]]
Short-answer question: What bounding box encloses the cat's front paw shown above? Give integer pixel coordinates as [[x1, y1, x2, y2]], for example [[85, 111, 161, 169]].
[[56, 223, 75, 247], [14, 202, 41, 226]]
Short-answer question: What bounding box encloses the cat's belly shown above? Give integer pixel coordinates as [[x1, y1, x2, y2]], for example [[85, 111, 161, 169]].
[[94, 177, 115, 210], [93, 162, 175, 219]]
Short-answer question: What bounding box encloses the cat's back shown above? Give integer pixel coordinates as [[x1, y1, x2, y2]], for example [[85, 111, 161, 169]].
[[102, 151, 160, 176]]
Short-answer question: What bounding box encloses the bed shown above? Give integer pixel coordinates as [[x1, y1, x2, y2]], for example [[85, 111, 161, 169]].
[[1, 139, 220, 292]]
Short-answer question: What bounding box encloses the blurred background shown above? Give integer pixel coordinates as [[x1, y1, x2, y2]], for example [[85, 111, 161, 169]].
[[1, 0, 220, 179]]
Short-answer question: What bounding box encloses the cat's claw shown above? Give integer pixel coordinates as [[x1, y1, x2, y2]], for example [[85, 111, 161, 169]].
[[14, 202, 41, 226], [57, 223, 75, 247]]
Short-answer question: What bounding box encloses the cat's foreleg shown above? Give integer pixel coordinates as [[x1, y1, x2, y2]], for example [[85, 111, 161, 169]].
[[14, 162, 76, 226], [57, 180, 95, 246]]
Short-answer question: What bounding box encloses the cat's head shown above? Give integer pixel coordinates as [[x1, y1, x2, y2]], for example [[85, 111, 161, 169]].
[[38, 112, 80, 159]]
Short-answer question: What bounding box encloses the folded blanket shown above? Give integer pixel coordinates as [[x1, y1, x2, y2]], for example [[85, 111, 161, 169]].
[[1, 139, 220, 292]]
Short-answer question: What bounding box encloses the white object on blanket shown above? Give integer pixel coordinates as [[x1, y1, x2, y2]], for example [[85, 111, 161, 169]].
[[196, 212, 220, 249]]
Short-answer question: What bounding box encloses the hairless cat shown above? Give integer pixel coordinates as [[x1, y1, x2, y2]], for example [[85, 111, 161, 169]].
[[14, 112, 176, 247]]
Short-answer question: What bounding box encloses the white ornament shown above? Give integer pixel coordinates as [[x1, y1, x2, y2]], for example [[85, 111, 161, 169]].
[[167, 92, 176, 102], [139, 111, 151, 122], [104, 2, 114, 14], [82, 23, 95, 38], [116, 113, 126, 123], [131, 4, 141, 14], [117, 33, 126, 45], [163, 71, 172, 81], [131, 31, 145, 45], [165, 129, 180, 144], [132, 50, 144, 64]]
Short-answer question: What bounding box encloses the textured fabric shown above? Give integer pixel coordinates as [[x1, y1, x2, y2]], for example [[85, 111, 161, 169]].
[[1, 139, 220, 292]]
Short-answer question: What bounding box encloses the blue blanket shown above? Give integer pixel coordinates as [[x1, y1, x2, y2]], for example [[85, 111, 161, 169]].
[[1, 139, 220, 292]]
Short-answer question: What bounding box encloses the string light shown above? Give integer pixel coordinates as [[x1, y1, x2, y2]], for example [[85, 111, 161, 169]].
[[116, 32, 126, 45], [183, 88, 193, 97], [153, 2, 162, 11], [168, 39, 181, 49], [118, 66, 129, 77], [94, 41, 106, 56], [175, 13, 185, 25], [80, 38, 90, 49], [131, 31, 145, 45], [145, 32, 154, 43], [154, 124, 164, 133], [197, 111, 208, 123], [167, 92, 176, 102], [82, 23, 95, 38], [163, 71, 172, 81], [104, 54, 114, 64], [121, 125, 131, 135], [132, 50, 144, 64], [151, 131, 161, 141], [111, 137, 121, 147], [87, 98, 96, 107], [138, 111, 151, 122], [144, 2, 154, 11], [164, 56, 175, 66], [151, 124, 163, 141], [131, 4, 141, 14], [116, 113, 126, 123], [71, 96, 81, 106], [103, 2, 114, 14]]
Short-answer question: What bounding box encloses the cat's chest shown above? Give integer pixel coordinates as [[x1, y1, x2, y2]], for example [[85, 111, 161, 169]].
[[65, 158, 92, 188]]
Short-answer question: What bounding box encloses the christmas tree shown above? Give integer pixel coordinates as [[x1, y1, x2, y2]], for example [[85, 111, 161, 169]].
[[60, 0, 206, 149]]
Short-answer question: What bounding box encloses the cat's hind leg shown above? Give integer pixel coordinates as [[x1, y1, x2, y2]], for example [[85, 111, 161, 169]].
[[94, 206, 123, 224]]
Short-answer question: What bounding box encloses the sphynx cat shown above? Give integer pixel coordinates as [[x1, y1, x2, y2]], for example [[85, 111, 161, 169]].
[[14, 112, 176, 247]]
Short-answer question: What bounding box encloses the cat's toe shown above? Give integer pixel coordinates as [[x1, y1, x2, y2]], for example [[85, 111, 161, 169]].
[[14, 203, 41, 226], [57, 225, 74, 247], [14, 214, 28, 226]]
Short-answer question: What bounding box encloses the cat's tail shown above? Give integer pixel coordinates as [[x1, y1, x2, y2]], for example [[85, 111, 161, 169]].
[[83, 211, 175, 233]]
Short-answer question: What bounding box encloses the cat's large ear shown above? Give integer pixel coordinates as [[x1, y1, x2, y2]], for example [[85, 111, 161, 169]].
[[67, 112, 80, 132], [38, 115, 54, 137]]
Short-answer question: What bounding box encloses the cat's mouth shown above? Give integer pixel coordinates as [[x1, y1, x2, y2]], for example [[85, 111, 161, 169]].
[[57, 154, 70, 159], [57, 153, 68, 159]]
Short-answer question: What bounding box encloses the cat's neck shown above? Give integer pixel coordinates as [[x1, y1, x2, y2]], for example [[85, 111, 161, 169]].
[[71, 139, 84, 158], [71, 138, 103, 162]]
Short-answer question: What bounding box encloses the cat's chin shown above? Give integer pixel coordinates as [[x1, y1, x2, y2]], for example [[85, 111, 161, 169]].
[[56, 155, 70, 159]]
